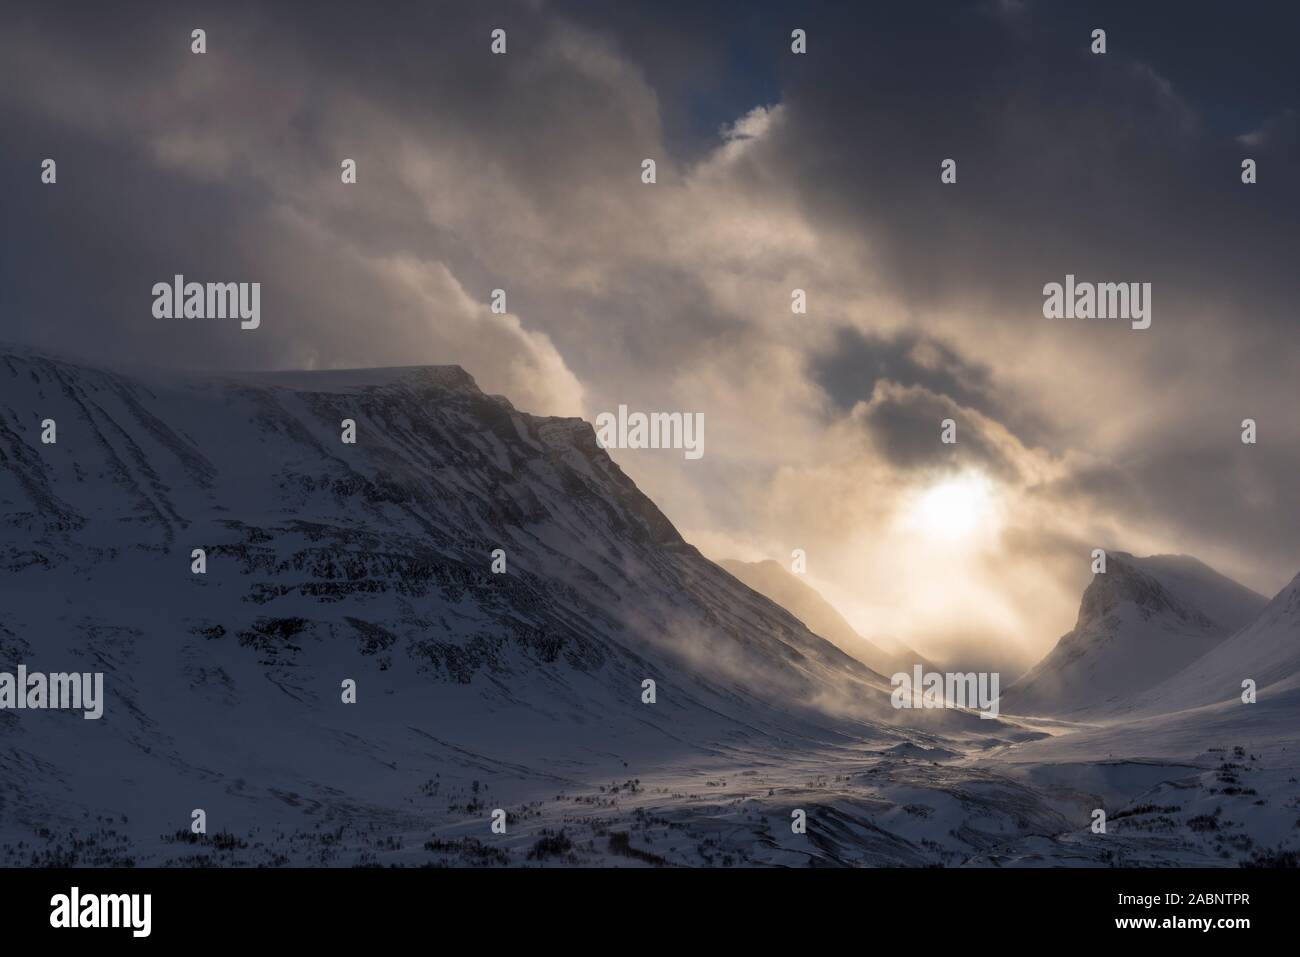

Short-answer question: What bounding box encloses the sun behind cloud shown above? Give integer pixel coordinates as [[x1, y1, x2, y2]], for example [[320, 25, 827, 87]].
[[904, 473, 1000, 543]]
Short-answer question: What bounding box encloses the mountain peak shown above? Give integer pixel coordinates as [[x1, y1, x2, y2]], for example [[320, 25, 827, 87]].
[[1075, 551, 1262, 634], [1004, 551, 1268, 716], [1077, 553, 1205, 631]]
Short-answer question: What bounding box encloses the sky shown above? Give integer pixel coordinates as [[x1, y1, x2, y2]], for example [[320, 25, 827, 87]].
[[3, 0, 1299, 672]]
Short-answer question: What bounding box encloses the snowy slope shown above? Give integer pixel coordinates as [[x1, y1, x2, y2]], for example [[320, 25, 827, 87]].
[[1123, 572, 1300, 716], [985, 650, 1300, 866], [1000, 553, 1266, 717], [717, 559, 928, 677], [0, 345, 1025, 865]]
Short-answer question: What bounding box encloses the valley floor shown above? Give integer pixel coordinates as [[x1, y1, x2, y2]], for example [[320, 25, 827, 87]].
[[8, 717, 1296, 868]]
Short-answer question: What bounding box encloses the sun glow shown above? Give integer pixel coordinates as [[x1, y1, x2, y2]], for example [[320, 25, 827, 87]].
[[906, 473, 999, 541]]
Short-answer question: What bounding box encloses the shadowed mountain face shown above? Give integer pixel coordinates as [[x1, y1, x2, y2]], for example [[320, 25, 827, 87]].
[[0, 345, 909, 706], [1002, 553, 1268, 717], [717, 558, 928, 677]]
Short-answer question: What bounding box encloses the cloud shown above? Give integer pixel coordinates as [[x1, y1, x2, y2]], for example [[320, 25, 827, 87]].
[[2, 0, 1298, 664], [850, 382, 1026, 481]]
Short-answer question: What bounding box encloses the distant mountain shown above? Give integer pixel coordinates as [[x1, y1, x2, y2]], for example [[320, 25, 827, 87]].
[[1001, 552, 1267, 717], [717, 559, 928, 676]]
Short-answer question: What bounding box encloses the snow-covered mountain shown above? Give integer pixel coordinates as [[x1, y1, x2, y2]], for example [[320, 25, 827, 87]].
[[2, 346, 1296, 868], [1000, 553, 1267, 717], [717, 558, 928, 677], [0, 345, 1015, 866], [987, 572, 1300, 866]]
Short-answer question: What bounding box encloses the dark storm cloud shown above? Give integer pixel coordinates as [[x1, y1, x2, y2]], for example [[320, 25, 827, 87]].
[[760, 0, 1300, 319], [854, 384, 1023, 482], [812, 328, 997, 415], [808, 325, 1055, 449]]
